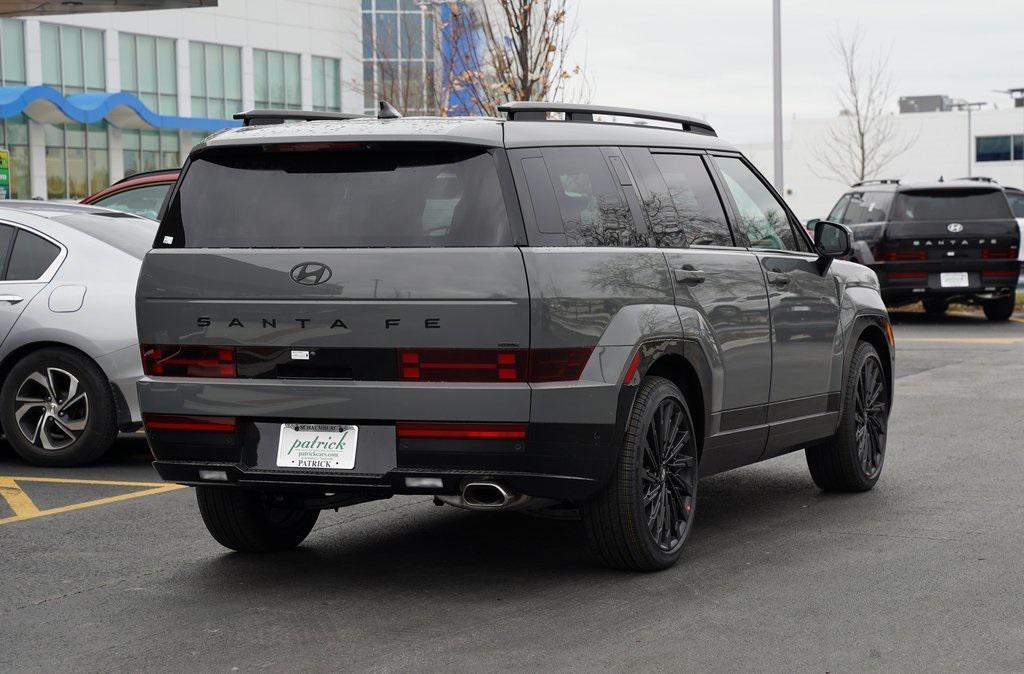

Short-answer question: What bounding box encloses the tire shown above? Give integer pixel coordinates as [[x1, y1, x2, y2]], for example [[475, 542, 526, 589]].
[[582, 376, 698, 571], [922, 298, 948, 315], [806, 341, 889, 492], [983, 295, 1015, 322], [196, 487, 319, 552], [0, 347, 117, 467]]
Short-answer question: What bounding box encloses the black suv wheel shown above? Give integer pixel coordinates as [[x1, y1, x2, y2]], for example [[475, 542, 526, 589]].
[[806, 341, 889, 492], [582, 376, 698, 571], [0, 347, 117, 466], [197, 487, 320, 552], [983, 295, 1015, 322]]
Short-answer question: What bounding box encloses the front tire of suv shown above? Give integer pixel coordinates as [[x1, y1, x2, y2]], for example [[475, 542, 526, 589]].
[[982, 295, 1015, 322], [806, 341, 889, 492], [582, 376, 698, 571], [0, 347, 118, 467], [196, 487, 320, 552]]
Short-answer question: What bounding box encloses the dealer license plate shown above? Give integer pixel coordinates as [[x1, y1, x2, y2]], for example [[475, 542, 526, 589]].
[[277, 424, 358, 470], [940, 272, 969, 288]]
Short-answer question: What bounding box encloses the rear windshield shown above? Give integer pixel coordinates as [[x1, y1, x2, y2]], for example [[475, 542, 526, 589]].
[[159, 145, 512, 248], [891, 189, 1012, 221], [54, 213, 157, 258]]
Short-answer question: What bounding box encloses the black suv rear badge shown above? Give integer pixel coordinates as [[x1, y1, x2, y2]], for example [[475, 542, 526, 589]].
[[290, 262, 332, 286]]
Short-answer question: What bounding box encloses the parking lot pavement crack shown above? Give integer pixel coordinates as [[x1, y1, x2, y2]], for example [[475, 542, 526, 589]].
[[824, 530, 961, 542]]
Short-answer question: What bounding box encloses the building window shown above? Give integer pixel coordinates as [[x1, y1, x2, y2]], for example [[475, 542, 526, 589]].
[[45, 123, 108, 200], [190, 41, 242, 119], [41, 23, 105, 95], [253, 49, 301, 110], [311, 56, 341, 112], [362, 0, 436, 115], [0, 18, 25, 86], [123, 129, 179, 177], [41, 24, 108, 198], [976, 135, 1024, 162], [120, 33, 177, 115]]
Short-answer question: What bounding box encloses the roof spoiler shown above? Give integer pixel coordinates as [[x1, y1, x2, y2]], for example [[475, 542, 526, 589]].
[[498, 102, 717, 137], [233, 109, 366, 127]]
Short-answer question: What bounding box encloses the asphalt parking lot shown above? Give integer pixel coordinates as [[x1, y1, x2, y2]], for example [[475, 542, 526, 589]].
[[2, 310, 1024, 672]]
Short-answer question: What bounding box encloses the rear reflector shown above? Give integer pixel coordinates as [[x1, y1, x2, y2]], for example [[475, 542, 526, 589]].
[[881, 250, 928, 262], [982, 248, 1018, 260], [397, 347, 593, 383], [142, 345, 236, 378], [396, 422, 527, 440], [144, 414, 237, 433], [982, 270, 1018, 279], [623, 351, 642, 385]]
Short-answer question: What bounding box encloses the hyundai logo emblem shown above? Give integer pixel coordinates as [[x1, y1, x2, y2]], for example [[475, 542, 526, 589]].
[[290, 262, 332, 286], [947, 223, 964, 233]]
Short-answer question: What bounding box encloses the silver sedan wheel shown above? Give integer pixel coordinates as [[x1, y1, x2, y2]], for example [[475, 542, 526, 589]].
[[14, 368, 89, 451]]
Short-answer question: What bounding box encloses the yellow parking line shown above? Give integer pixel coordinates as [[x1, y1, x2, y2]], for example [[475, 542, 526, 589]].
[[0, 476, 40, 518], [898, 337, 1024, 344], [0, 475, 185, 526]]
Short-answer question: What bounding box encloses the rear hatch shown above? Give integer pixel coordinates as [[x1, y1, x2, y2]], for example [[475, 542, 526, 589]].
[[876, 187, 1019, 288], [137, 143, 532, 435]]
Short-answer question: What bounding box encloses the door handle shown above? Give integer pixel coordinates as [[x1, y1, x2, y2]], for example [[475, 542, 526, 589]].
[[766, 271, 790, 288], [674, 267, 706, 285], [0, 295, 23, 304]]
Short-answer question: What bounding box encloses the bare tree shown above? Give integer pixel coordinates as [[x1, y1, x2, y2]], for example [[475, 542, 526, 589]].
[[813, 27, 916, 184]]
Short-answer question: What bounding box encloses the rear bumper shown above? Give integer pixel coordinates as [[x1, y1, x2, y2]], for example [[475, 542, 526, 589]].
[[148, 420, 618, 501], [871, 261, 1020, 303]]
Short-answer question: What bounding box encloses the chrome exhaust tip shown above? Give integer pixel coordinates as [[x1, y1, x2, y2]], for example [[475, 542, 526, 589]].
[[462, 481, 512, 508]]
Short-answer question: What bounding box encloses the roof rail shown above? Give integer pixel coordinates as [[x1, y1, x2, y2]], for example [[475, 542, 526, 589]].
[[955, 176, 998, 183], [232, 109, 366, 127], [498, 102, 717, 137], [851, 178, 901, 187]]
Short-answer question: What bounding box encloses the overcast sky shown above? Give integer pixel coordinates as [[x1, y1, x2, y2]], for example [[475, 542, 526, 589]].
[[567, 0, 1024, 142]]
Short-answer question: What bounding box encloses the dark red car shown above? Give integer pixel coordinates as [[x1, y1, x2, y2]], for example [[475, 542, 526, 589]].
[[80, 168, 179, 220]]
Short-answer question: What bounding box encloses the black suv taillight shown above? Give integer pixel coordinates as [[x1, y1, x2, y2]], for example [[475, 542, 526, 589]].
[[141, 345, 236, 378]]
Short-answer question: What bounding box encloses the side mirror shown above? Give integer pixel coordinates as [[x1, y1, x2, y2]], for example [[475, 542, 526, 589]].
[[806, 218, 821, 232], [814, 220, 853, 258]]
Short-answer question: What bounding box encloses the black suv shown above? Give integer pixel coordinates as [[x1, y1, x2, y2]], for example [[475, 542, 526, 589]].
[[821, 178, 1020, 320], [138, 103, 894, 571]]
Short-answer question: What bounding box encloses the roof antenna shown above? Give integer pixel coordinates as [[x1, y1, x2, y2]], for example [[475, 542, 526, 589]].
[[938, 175, 944, 182], [378, 100, 402, 119]]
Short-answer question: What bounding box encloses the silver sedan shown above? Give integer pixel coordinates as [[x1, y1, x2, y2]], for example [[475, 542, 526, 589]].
[[0, 201, 153, 466]]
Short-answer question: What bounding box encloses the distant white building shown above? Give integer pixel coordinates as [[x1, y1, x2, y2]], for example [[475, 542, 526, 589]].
[[739, 100, 1024, 221]]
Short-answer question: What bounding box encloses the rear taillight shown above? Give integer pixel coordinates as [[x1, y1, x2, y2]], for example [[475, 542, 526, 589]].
[[396, 422, 527, 440], [397, 347, 593, 383], [398, 349, 526, 382], [528, 348, 593, 382], [887, 271, 928, 280], [982, 248, 1018, 259], [880, 250, 927, 262], [143, 414, 237, 433], [141, 345, 236, 378], [982, 270, 1018, 280]]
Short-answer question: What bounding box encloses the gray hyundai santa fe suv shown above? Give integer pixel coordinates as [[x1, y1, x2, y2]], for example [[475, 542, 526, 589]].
[[137, 103, 894, 570]]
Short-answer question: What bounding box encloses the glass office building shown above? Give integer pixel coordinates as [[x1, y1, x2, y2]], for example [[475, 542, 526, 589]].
[[0, 1, 364, 200]]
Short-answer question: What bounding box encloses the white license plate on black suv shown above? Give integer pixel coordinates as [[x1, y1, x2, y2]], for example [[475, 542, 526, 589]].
[[276, 424, 358, 470]]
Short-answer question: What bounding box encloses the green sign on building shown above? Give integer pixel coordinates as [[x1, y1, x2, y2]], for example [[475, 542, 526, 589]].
[[0, 149, 10, 199]]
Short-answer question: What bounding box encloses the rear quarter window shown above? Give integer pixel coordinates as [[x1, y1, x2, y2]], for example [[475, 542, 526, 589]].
[[159, 144, 512, 248]]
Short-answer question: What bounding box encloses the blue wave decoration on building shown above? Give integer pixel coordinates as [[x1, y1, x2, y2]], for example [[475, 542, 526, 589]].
[[0, 85, 240, 132]]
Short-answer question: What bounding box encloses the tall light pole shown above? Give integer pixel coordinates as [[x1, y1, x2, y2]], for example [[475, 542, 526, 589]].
[[951, 100, 986, 177], [772, 0, 783, 191]]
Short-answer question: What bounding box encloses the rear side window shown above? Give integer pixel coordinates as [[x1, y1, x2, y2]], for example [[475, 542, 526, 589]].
[[840, 191, 893, 224], [1005, 190, 1024, 218], [160, 145, 511, 248], [891, 189, 1012, 221], [521, 147, 639, 246], [7, 230, 60, 280]]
